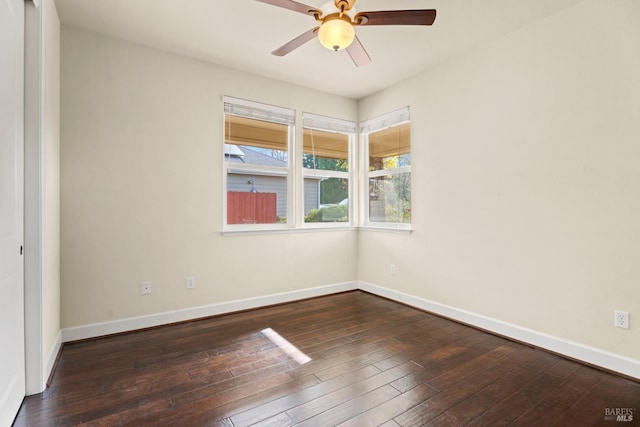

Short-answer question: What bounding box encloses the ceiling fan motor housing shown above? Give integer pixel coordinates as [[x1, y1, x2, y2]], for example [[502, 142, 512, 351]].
[[318, 1, 357, 21], [334, 0, 356, 12]]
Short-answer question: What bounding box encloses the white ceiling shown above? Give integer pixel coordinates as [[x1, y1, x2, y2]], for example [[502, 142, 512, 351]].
[[53, 0, 583, 99]]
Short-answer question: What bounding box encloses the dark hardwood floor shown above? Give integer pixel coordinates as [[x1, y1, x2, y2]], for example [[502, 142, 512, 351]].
[[14, 291, 640, 426]]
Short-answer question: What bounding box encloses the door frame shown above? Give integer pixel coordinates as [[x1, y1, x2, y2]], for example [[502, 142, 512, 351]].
[[24, 0, 56, 396]]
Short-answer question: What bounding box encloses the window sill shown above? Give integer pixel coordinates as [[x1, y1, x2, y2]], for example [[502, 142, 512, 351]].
[[357, 225, 413, 234], [221, 224, 412, 236], [221, 225, 355, 236]]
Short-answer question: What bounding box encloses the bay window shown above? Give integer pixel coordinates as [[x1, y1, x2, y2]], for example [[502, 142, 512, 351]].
[[222, 97, 408, 231]]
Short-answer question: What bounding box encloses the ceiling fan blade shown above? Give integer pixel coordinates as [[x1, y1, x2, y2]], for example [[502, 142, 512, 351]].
[[272, 27, 319, 56], [255, 0, 320, 16], [354, 9, 436, 26], [346, 35, 371, 67]]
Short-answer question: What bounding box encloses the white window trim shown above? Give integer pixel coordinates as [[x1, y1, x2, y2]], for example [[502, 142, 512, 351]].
[[360, 107, 412, 230], [302, 112, 356, 228], [303, 169, 349, 179], [227, 163, 288, 177], [223, 97, 295, 231], [368, 166, 411, 178]]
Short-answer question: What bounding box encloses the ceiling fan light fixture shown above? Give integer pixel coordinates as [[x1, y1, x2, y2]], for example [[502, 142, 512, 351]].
[[318, 17, 355, 51]]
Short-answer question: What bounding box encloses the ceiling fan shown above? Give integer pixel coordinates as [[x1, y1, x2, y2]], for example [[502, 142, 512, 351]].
[[256, 0, 436, 67]]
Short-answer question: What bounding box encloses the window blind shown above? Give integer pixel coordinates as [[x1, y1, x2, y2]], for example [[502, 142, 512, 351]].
[[223, 96, 294, 125], [360, 106, 410, 135], [302, 112, 356, 134]]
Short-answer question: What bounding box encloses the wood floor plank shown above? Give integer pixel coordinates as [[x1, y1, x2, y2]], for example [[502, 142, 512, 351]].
[[337, 383, 439, 427], [14, 291, 639, 427], [165, 374, 320, 427], [286, 361, 419, 423], [465, 354, 573, 427], [426, 343, 516, 391], [248, 411, 295, 427], [423, 393, 495, 426], [609, 379, 640, 408], [549, 373, 635, 427], [393, 364, 507, 426], [230, 364, 380, 426], [294, 384, 400, 427]]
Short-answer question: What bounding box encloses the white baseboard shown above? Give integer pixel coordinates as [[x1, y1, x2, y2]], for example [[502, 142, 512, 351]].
[[60, 280, 639, 380], [26, 330, 63, 395], [358, 281, 640, 381], [62, 282, 358, 343], [45, 331, 62, 382]]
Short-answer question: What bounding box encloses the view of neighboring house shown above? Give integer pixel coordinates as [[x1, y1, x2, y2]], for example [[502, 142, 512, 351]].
[[225, 145, 322, 219]]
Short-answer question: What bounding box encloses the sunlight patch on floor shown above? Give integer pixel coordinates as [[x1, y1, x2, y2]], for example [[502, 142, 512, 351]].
[[261, 327, 311, 365]]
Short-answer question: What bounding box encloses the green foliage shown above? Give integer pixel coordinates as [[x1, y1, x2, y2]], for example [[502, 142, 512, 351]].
[[304, 204, 348, 223], [384, 200, 411, 223], [320, 179, 348, 205], [303, 154, 348, 172], [369, 173, 411, 223], [391, 173, 411, 205], [303, 154, 349, 205]]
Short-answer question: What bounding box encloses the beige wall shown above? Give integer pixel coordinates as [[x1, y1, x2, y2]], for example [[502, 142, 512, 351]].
[[60, 27, 358, 328], [358, 0, 640, 360]]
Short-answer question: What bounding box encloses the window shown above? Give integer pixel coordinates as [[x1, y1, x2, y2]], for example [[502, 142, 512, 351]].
[[361, 107, 411, 226], [302, 113, 355, 224], [223, 97, 294, 227]]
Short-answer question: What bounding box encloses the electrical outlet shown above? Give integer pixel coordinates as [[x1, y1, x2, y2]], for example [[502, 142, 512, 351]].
[[614, 310, 629, 329], [141, 281, 152, 295], [390, 264, 397, 275], [186, 276, 195, 290]]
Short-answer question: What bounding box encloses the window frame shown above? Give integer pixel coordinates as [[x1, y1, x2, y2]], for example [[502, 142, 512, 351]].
[[222, 96, 295, 231], [301, 112, 356, 228], [222, 97, 411, 233], [360, 107, 412, 230]]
